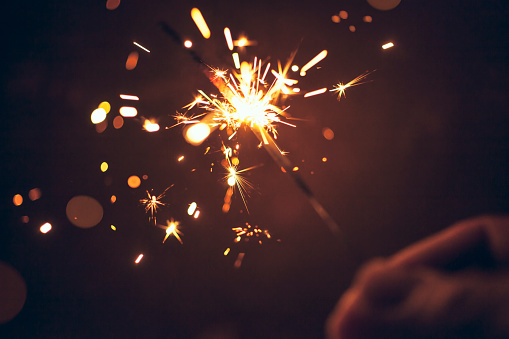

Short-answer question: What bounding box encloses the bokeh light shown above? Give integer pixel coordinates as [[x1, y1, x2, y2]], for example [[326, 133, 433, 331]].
[[135, 254, 144, 264], [322, 157, 328, 162], [367, 0, 401, 11], [20, 216, 29, 223], [127, 175, 141, 188], [125, 51, 139, 70], [143, 119, 160, 132], [0, 261, 27, 324], [331, 15, 340, 23], [322, 127, 335, 140], [113, 116, 124, 129], [100, 162, 109, 172], [339, 10, 348, 19], [349, 25, 356, 32], [119, 106, 138, 117], [363, 15, 373, 23], [28, 188, 41, 201], [66, 196, 104, 229], [188, 202, 197, 215], [106, 0, 121, 10], [110, 195, 117, 203], [12, 194, 23, 206], [185, 123, 211, 146], [291, 65, 299, 72], [91, 108, 107, 124], [40, 222, 52, 233], [184, 40, 193, 48], [98, 101, 111, 114]]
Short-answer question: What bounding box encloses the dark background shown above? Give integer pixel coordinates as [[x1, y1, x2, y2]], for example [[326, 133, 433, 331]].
[[1, 0, 508, 337]]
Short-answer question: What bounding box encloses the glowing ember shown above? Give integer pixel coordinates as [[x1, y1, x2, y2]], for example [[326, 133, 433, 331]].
[[300, 50, 327, 76], [133, 41, 150, 53], [160, 218, 183, 244], [330, 71, 374, 100], [190, 8, 211, 39], [13, 194, 23, 206], [382, 42, 395, 49], [40, 223, 52, 234], [119, 106, 138, 117], [135, 254, 144, 264]]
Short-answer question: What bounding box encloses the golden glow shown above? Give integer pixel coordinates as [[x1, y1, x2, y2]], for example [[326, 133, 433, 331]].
[[100, 162, 108, 172], [13, 194, 23, 206], [120, 94, 139, 101], [28, 188, 41, 201], [127, 175, 141, 188], [135, 254, 144, 264], [292, 166, 299, 171], [91, 108, 107, 124], [191, 8, 211, 39], [125, 51, 139, 70], [330, 71, 373, 100], [322, 157, 328, 162], [300, 50, 327, 76], [111, 195, 117, 203], [99, 101, 111, 114], [232, 52, 241, 69], [113, 116, 124, 129], [40, 222, 52, 234], [184, 40, 193, 48], [143, 119, 160, 132], [224, 27, 234, 50], [178, 155, 185, 162], [185, 123, 211, 146], [187, 202, 197, 215], [133, 41, 150, 53], [119, 106, 138, 117], [224, 248, 230, 256], [161, 218, 183, 244], [382, 42, 395, 49], [111, 225, 116, 231], [304, 88, 327, 98]]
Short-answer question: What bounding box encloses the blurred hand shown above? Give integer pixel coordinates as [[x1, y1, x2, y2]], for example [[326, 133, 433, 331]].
[[327, 215, 509, 339]]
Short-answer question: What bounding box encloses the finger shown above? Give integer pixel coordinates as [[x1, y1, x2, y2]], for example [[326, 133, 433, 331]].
[[327, 262, 509, 339], [389, 215, 509, 269]]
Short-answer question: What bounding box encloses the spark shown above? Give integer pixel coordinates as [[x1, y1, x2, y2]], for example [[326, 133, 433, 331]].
[[135, 254, 144, 264], [304, 87, 327, 98], [120, 94, 140, 101], [178, 155, 185, 162], [140, 187, 171, 223], [300, 50, 328, 76], [187, 202, 197, 215], [159, 218, 183, 244], [233, 222, 272, 244], [224, 248, 230, 256], [133, 41, 150, 53], [224, 27, 234, 50], [330, 71, 374, 100], [191, 8, 211, 39], [143, 119, 160, 132], [232, 52, 241, 69], [40, 222, 52, 234], [382, 42, 394, 50]]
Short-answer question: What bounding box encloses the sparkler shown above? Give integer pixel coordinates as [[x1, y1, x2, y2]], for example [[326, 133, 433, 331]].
[[139, 186, 172, 223], [330, 71, 374, 100], [159, 218, 183, 244]]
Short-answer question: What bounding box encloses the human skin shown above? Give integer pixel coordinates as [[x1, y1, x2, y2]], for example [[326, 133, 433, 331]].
[[326, 215, 509, 339]]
